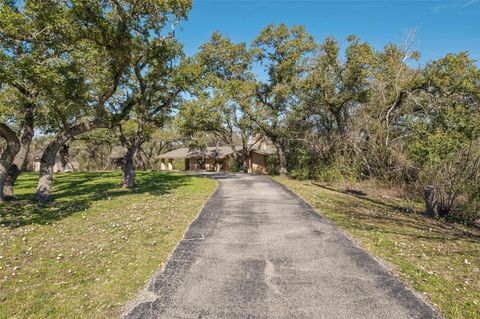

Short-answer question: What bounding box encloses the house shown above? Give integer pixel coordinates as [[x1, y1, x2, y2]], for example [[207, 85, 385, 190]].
[[158, 145, 275, 174]]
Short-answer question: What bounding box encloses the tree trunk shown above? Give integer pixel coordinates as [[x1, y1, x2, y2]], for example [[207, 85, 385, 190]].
[[231, 148, 239, 170], [231, 144, 249, 173], [123, 152, 136, 187], [240, 147, 249, 173], [3, 163, 21, 199], [122, 122, 144, 188], [423, 185, 437, 217], [274, 141, 287, 176], [241, 154, 249, 173], [0, 124, 21, 202], [123, 146, 137, 188], [333, 111, 347, 135], [34, 138, 67, 202], [3, 102, 35, 198], [58, 144, 70, 173]]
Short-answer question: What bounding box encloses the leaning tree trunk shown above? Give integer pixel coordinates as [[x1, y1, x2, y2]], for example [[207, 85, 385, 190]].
[[58, 144, 70, 173], [0, 124, 21, 202], [34, 137, 68, 202], [3, 103, 35, 198], [273, 141, 287, 176]]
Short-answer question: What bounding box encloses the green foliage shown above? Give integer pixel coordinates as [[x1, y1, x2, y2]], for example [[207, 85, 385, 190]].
[[313, 162, 344, 183], [303, 35, 374, 134], [227, 157, 242, 172], [410, 106, 480, 167], [286, 144, 319, 179], [405, 53, 480, 222], [72, 128, 118, 170], [251, 23, 316, 129], [409, 107, 480, 222], [288, 168, 310, 180], [177, 32, 258, 170], [265, 154, 279, 175], [1, 0, 193, 133], [179, 32, 255, 139]]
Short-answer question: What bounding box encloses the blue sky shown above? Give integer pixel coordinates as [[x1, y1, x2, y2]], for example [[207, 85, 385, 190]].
[[176, 0, 479, 66]]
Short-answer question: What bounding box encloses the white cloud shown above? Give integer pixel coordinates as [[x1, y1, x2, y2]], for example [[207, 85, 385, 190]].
[[462, 0, 479, 8]]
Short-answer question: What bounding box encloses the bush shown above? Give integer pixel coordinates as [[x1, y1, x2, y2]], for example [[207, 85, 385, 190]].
[[266, 154, 279, 175], [425, 146, 480, 223], [228, 157, 242, 172], [314, 163, 342, 183], [411, 105, 480, 223], [289, 168, 310, 180]]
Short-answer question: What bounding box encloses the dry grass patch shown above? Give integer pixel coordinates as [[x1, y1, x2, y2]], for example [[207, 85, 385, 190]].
[[273, 177, 480, 319], [0, 171, 216, 318]]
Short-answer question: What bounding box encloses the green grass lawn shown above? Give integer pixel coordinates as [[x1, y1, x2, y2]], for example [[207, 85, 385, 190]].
[[0, 171, 216, 319], [273, 177, 480, 319]]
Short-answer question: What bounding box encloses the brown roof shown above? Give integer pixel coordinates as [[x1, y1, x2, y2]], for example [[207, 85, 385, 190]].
[[252, 146, 276, 155], [159, 145, 275, 159]]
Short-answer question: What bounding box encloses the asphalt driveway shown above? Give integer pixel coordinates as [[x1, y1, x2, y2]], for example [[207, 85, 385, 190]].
[[123, 174, 440, 319]]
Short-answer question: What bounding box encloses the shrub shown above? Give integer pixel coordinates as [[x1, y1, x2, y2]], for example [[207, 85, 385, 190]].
[[227, 157, 242, 172], [411, 105, 480, 223], [289, 168, 310, 180], [313, 162, 341, 182], [266, 154, 279, 175]]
